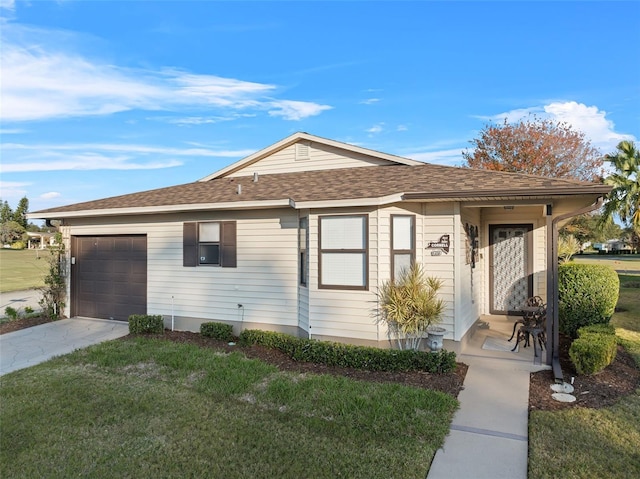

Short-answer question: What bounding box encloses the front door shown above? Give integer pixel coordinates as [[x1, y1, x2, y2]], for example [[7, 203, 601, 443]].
[[489, 224, 533, 314]]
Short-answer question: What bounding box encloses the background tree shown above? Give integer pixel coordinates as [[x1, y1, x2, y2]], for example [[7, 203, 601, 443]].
[[462, 116, 603, 182], [600, 140, 640, 235], [0, 220, 26, 245], [561, 213, 623, 244], [12, 196, 29, 229], [0, 201, 12, 223]]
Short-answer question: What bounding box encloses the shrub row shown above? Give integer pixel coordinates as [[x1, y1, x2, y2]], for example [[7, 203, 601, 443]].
[[558, 263, 619, 338], [569, 324, 617, 375], [238, 329, 457, 373], [200, 322, 234, 342], [128, 314, 164, 334]]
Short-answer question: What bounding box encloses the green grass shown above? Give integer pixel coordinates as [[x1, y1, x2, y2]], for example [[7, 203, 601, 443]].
[[0, 337, 459, 479], [528, 271, 640, 479], [528, 393, 640, 479], [0, 249, 48, 292], [573, 253, 640, 272]]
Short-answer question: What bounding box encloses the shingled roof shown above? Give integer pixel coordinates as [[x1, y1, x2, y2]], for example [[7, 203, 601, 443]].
[[32, 162, 611, 218]]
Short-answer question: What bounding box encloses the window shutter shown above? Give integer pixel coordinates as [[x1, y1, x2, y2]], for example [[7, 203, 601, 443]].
[[220, 221, 237, 268], [183, 222, 198, 267]]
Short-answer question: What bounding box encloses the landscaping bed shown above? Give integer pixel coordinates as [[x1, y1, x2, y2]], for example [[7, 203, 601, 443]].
[[4, 317, 638, 408], [529, 333, 640, 411]]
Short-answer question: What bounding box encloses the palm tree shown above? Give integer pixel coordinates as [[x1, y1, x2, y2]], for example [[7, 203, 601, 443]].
[[601, 141, 640, 235]]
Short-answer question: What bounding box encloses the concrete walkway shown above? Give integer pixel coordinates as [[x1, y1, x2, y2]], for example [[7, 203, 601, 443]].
[[428, 316, 549, 479], [0, 318, 129, 376]]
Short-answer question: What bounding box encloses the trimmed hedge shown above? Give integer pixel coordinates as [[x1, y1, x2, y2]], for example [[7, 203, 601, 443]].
[[569, 324, 617, 375], [200, 322, 234, 342], [128, 314, 164, 334], [238, 329, 457, 374], [558, 263, 619, 338]]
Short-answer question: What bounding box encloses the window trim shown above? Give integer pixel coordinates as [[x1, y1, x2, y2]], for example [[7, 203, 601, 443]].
[[318, 214, 369, 290], [183, 221, 236, 268], [299, 216, 309, 286], [391, 214, 416, 281]]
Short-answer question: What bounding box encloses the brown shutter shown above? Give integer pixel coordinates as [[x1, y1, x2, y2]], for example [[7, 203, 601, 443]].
[[220, 221, 237, 268], [183, 222, 198, 267]]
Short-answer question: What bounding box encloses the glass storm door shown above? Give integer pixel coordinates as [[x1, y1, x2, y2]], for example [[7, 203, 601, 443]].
[[489, 225, 533, 314]]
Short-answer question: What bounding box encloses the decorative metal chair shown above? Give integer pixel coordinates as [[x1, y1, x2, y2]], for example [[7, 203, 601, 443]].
[[510, 296, 547, 357]]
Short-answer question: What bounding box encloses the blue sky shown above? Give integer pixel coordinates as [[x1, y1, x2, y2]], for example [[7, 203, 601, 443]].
[[1, 0, 639, 215]]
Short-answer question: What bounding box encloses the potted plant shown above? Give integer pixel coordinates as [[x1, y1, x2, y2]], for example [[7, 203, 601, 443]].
[[378, 263, 446, 351]]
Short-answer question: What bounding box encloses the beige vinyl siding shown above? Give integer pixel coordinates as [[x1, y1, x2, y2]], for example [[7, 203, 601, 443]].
[[421, 203, 455, 339], [228, 142, 400, 177], [64, 209, 300, 329], [307, 207, 380, 342], [457, 206, 483, 340]]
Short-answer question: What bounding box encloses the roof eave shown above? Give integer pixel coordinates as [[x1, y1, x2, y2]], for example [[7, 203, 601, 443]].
[[27, 198, 294, 220], [402, 185, 612, 201]]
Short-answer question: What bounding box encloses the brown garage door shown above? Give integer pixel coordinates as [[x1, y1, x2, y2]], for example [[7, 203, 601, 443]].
[[71, 236, 147, 321]]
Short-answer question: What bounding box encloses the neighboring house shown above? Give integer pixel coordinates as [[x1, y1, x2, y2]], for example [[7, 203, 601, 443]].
[[29, 132, 611, 372], [594, 239, 635, 254]]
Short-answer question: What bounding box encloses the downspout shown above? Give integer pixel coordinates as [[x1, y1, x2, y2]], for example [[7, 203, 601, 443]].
[[547, 196, 605, 382]]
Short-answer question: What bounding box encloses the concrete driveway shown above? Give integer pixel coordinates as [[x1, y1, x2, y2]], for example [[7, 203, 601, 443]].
[[0, 318, 129, 376]]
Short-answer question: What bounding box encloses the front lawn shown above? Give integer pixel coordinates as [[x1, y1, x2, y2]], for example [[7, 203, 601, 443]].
[[0, 337, 458, 479]]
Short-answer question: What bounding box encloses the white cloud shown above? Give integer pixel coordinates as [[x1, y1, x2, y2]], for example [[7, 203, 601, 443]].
[[267, 100, 332, 121], [0, 23, 332, 122], [483, 101, 635, 152], [366, 123, 385, 134], [0, 180, 28, 200], [0, 128, 27, 134], [0, 0, 15, 12], [396, 125, 408, 132], [40, 191, 61, 200], [543, 101, 634, 151], [407, 148, 464, 167], [0, 142, 255, 173], [360, 98, 380, 105]]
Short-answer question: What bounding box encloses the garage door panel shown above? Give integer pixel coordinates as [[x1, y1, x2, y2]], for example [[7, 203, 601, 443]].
[[72, 235, 147, 321]]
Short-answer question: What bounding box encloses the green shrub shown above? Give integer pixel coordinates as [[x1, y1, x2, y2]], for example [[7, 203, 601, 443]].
[[238, 329, 457, 374], [128, 314, 164, 334], [10, 241, 25, 250], [4, 306, 18, 320], [569, 333, 617, 375], [200, 322, 234, 341], [577, 323, 616, 337], [558, 263, 619, 338]]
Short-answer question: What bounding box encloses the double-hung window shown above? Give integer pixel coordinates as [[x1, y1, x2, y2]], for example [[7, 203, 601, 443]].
[[319, 215, 368, 290], [391, 215, 415, 280], [183, 221, 237, 267]]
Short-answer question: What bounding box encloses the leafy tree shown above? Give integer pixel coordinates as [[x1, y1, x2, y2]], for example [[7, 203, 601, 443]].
[[600, 140, 640, 235], [0, 220, 26, 245], [463, 116, 603, 182], [12, 196, 29, 229], [562, 213, 623, 244]]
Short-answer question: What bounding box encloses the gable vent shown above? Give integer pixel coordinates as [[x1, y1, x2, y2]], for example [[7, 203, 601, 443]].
[[296, 142, 310, 161]]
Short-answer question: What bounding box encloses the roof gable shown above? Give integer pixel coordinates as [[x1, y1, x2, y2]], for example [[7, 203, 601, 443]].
[[200, 132, 423, 180]]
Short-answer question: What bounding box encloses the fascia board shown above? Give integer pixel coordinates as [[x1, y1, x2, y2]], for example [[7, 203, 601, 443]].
[[27, 199, 293, 220]]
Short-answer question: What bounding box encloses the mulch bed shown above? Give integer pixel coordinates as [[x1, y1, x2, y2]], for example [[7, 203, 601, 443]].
[[3, 318, 638, 410], [529, 333, 640, 411]]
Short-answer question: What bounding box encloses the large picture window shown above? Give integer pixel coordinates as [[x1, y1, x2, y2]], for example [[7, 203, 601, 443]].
[[183, 221, 237, 267], [319, 215, 368, 290], [391, 215, 415, 280]]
